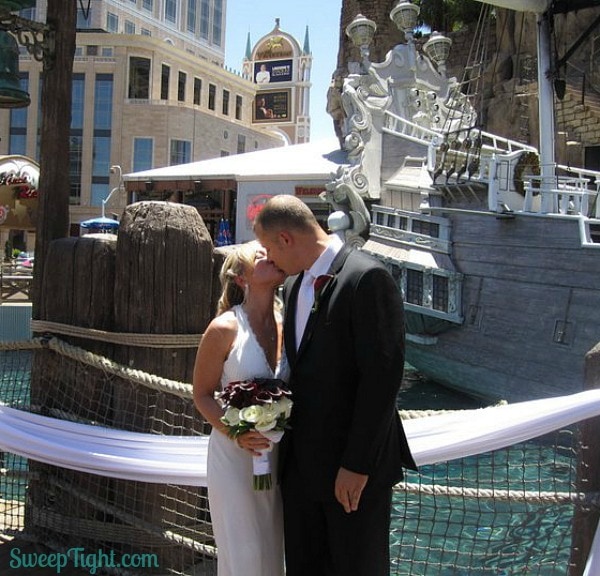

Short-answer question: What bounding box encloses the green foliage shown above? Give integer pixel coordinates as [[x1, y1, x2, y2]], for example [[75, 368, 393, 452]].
[[416, 0, 483, 32]]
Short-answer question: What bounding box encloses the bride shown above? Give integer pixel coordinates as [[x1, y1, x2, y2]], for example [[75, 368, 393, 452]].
[[193, 241, 288, 576]]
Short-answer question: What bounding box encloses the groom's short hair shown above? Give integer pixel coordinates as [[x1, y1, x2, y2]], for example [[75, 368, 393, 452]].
[[254, 194, 317, 233]]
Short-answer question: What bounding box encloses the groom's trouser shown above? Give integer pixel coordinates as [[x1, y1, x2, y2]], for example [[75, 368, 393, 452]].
[[281, 456, 392, 576]]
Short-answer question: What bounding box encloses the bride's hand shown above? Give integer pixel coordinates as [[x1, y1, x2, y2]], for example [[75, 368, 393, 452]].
[[235, 430, 272, 455]]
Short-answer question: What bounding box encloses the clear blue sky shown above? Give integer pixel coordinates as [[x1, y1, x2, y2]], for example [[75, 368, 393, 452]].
[[224, 0, 343, 143]]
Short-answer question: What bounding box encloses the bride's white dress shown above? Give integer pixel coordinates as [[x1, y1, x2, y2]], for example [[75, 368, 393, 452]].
[[207, 305, 289, 576]]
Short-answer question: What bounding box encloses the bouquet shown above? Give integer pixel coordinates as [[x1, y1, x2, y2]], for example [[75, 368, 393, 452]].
[[218, 378, 293, 490]]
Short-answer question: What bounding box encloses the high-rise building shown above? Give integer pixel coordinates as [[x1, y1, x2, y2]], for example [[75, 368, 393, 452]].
[[0, 0, 297, 249]]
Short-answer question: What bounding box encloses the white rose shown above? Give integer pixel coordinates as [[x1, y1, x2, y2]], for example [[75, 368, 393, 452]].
[[255, 418, 278, 432], [239, 405, 264, 424], [276, 397, 293, 418], [222, 406, 240, 426]]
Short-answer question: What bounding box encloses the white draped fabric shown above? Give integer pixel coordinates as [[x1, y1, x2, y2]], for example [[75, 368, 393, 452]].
[[2, 388, 600, 572]]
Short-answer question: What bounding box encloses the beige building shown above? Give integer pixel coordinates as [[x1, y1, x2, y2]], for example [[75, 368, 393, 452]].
[[0, 0, 311, 250]]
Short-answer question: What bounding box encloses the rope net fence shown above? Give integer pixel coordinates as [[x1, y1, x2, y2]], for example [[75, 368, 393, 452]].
[[0, 339, 595, 575]]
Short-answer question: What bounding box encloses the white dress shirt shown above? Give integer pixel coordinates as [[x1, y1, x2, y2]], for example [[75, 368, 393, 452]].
[[295, 235, 343, 348]]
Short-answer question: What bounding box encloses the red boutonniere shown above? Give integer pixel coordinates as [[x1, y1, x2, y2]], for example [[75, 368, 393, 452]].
[[312, 274, 334, 313]]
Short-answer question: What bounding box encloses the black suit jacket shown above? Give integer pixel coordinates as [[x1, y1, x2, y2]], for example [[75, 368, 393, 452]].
[[281, 245, 417, 501]]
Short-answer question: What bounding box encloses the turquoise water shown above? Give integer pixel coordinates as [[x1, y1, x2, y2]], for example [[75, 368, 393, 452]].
[[392, 373, 577, 575]]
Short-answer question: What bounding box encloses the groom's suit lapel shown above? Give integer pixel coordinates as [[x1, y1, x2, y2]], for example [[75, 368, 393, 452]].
[[295, 244, 353, 360]]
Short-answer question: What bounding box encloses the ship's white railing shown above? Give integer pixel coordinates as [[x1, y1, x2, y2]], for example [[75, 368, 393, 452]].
[[523, 176, 600, 218], [383, 110, 537, 177], [383, 111, 441, 147]]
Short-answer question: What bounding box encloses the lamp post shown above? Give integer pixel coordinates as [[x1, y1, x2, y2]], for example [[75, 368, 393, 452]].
[[389, 0, 420, 43], [423, 31, 453, 75], [345, 13, 377, 68]]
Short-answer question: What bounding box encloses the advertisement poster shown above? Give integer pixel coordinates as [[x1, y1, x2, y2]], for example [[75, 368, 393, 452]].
[[246, 194, 273, 230], [253, 59, 293, 84], [253, 90, 291, 123]]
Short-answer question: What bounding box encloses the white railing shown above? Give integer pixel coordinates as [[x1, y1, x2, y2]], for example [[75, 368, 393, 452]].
[[523, 173, 600, 217]]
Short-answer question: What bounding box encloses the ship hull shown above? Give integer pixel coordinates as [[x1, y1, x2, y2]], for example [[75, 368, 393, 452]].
[[396, 211, 600, 403]]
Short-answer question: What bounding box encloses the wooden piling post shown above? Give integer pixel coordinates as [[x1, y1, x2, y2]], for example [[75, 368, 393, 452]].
[[112, 201, 214, 571], [27, 234, 118, 543], [569, 342, 600, 575]]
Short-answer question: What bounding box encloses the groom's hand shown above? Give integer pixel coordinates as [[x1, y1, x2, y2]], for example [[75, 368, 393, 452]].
[[335, 467, 368, 513]]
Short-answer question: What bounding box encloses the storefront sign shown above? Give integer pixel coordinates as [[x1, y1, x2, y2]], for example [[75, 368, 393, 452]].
[[295, 186, 326, 197]]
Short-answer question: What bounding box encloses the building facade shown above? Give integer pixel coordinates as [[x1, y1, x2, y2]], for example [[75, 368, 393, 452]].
[[0, 0, 297, 250], [242, 18, 312, 145]]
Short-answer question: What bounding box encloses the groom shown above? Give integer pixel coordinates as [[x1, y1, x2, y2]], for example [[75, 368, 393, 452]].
[[254, 195, 417, 576]]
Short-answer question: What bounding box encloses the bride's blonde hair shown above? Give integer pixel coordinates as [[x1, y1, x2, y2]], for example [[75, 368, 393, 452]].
[[216, 241, 261, 315], [216, 241, 283, 316]]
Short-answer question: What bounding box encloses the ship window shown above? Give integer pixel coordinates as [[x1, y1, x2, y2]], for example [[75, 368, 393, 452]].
[[397, 216, 408, 230], [375, 212, 387, 226], [406, 269, 423, 305], [413, 219, 439, 237], [432, 274, 449, 311]]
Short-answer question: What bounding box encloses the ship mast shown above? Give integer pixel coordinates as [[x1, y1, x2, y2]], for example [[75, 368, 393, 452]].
[[473, 0, 555, 201]]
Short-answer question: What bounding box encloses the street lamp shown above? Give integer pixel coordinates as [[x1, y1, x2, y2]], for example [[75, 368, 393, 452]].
[[390, 1, 420, 43], [423, 31, 453, 75], [345, 13, 377, 64]]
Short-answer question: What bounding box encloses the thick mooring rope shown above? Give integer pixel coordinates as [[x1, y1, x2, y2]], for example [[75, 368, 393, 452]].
[[0, 337, 193, 399], [31, 320, 202, 348]]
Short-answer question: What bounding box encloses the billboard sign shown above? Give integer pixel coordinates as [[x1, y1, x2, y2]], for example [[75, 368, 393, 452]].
[[253, 90, 291, 123], [253, 59, 293, 84]]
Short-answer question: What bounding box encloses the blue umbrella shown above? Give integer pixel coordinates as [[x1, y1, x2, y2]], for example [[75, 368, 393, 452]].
[[80, 216, 119, 232]]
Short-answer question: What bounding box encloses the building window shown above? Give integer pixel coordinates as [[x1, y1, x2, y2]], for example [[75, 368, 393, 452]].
[[237, 134, 246, 154], [70, 74, 86, 205], [213, 0, 223, 46], [187, 0, 197, 33], [208, 83, 216, 110], [129, 57, 151, 99], [124, 20, 135, 34], [178, 71, 187, 102], [133, 138, 154, 172], [193, 77, 202, 105], [141, 28, 151, 36], [161, 64, 170, 100], [94, 74, 113, 131], [221, 150, 229, 157], [165, 0, 177, 23], [71, 73, 85, 130], [170, 140, 191, 165], [106, 12, 118, 32], [200, 0, 209, 40], [69, 135, 83, 204], [92, 74, 113, 207], [142, 0, 153, 11], [91, 139, 111, 205], [235, 95, 242, 120], [76, 8, 91, 29], [101, 47, 113, 57], [222, 89, 229, 115], [8, 74, 28, 156]]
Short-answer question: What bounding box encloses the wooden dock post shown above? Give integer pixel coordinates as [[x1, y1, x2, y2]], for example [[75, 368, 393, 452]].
[[27, 234, 118, 545], [569, 342, 600, 575], [111, 201, 214, 571]]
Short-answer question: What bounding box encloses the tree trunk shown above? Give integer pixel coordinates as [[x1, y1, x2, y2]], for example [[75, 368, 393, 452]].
[[31, 0, 77, 319]]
